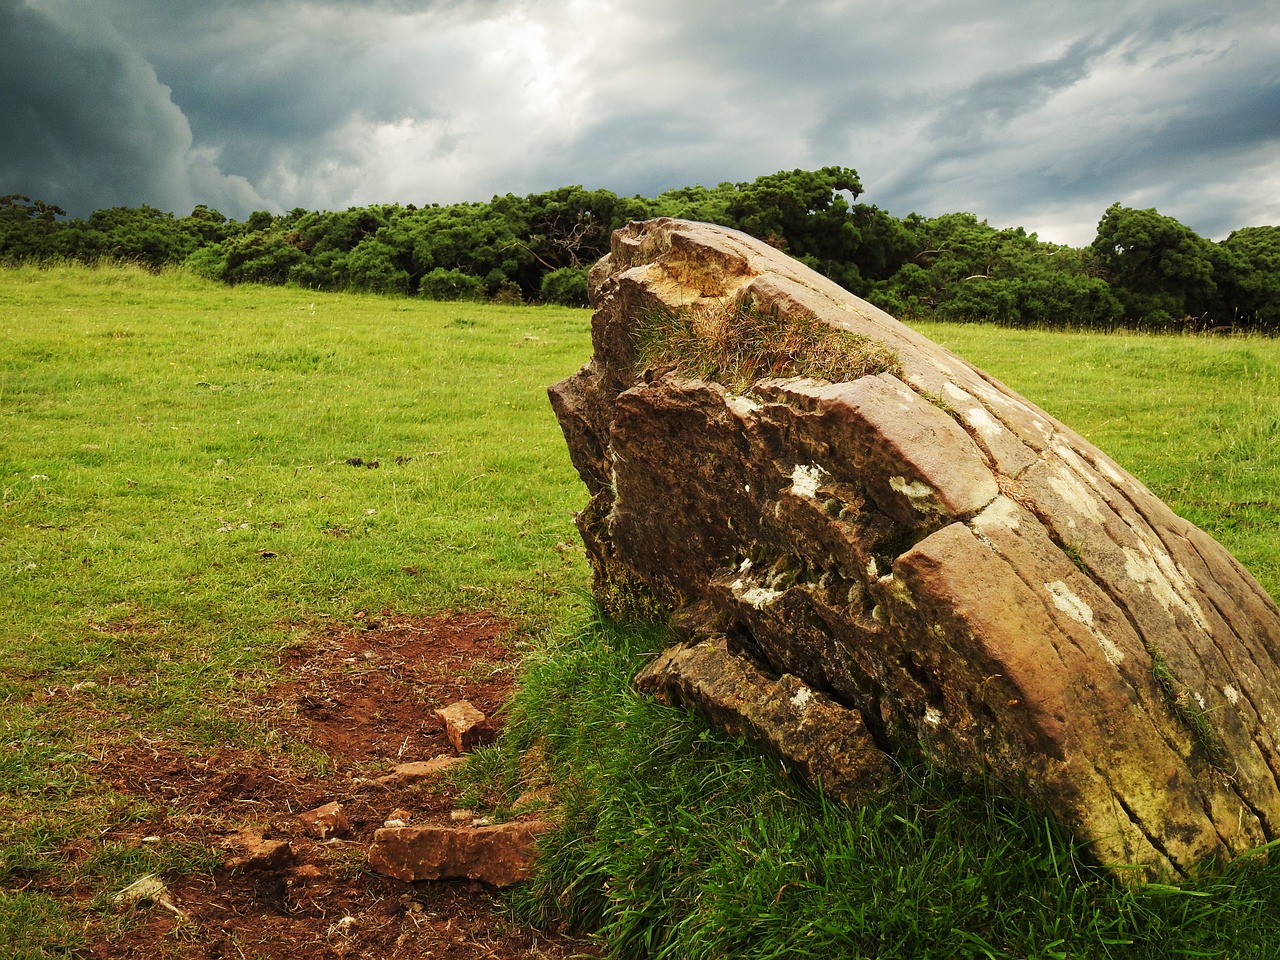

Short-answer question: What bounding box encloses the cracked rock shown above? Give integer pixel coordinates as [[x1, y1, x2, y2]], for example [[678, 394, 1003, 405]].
[[549, 217, 1280, 880]]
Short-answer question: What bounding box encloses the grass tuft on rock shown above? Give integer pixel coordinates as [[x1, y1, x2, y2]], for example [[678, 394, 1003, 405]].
[[634, 299, 902, 391]]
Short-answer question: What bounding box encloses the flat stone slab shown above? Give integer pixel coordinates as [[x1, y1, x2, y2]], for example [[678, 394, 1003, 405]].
[[369, 821, 553, 887]]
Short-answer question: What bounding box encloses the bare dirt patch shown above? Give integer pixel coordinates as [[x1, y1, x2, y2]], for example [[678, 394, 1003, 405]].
[[81, 611, 595, 959]]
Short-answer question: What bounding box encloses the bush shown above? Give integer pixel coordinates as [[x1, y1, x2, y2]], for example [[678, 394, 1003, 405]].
[[540, 266, 590, 307], [418, 267, 484, 301]]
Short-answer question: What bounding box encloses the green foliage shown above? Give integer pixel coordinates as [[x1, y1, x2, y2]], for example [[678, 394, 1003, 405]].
[[1216, 226, 1280, 331], [872, 212, 1123, 329], [0, 195, 67, 261], [419, 266, 485, 300], [724, 166, 862, 261], [634, 300, 902, 391], [1091, 203, 1219, 328], [539, 265, 590, 307], [0, 171, 1274, 330]]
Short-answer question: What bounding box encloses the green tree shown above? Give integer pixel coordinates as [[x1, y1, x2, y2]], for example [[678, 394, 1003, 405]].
[[406, 201, 533, 298], [50, 205, 198, 269], [1091, 203, 1217, 328], [179, 205, 232, 245], [217, 230, 305, 285], [540, 266, 590, 306], [521, 186, 652, 274], [1214, 226, 1280, 331], [418, 267, 485, 301], [0, 194, 66, 260], [871, 212, 1121, 327], [651, 182, 738, 225], [723, 167, 864, 286]]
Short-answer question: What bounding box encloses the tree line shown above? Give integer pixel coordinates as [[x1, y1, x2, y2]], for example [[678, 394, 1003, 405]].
[[2, 167, 1276, 331]]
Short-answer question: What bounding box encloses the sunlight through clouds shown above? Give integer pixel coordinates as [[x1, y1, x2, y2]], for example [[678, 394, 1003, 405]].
[[2, 0, 1276, 242]]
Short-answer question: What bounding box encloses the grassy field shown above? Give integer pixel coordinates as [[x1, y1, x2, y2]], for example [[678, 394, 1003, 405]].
[[0, 263, 591, 956], [2, 263, 1279, 957]]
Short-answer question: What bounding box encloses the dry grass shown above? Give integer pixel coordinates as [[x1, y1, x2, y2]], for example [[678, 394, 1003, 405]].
[[634, 299, 901, 392]]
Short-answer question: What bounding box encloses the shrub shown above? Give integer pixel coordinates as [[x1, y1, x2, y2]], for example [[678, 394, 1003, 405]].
[[540, 266, 590, 307], [419, 267, 484, 301]]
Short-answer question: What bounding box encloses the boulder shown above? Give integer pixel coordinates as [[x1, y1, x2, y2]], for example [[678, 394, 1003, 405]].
[[548, 218, 1280, 880]]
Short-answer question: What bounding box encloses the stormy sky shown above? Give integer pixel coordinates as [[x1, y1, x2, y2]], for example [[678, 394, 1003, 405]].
[[2, 0, 1277, 245]]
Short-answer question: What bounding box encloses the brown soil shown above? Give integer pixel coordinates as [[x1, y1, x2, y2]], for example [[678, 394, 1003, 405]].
[[79, 610, 597, 959]]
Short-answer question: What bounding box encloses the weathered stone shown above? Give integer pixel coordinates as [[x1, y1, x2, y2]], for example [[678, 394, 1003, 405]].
[[635, 636, 892, 800], [223, 830, 295, 872], [549, 217, 1280, 880], [298, 801, 350, 840], [435, 701, 493, 753], [368, 821, 553, 887]]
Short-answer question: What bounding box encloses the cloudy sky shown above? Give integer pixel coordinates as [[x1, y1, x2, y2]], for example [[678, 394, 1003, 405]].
[[2, 0, 1277, 245]]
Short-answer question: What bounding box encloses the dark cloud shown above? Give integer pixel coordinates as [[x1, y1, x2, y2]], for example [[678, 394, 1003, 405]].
[[0, 0, 263, 217], [2, 0, 1276, 241]]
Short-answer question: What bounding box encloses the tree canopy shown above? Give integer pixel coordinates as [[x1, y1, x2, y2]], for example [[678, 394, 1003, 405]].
[[1, 173, 1274, 331]]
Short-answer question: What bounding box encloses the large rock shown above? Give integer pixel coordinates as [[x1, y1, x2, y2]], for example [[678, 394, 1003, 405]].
[[549, 218, 1280, 880]]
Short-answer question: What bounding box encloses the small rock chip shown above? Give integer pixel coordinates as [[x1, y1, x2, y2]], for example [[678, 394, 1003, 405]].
[[224, 830, 295, 871], [435, 700, 494, 753], [375, 755, 466, 786], [298, 801, 350, 840]]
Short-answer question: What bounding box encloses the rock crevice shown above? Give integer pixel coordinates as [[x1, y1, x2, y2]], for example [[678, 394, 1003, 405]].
[[549, 218, 1280, 879]]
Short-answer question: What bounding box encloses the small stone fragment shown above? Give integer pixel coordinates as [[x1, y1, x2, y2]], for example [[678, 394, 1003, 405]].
[[435, 700, 494, 753], [224, 829, 295, 871], [384, 807, 414, 827], [374, 754, 466, 786], [369, 821, 552, 887], [298, 801, 350, 840]]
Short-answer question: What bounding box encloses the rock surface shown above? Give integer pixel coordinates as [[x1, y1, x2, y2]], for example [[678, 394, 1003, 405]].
[[549, 217, 1280, 879], [635, 635, 892, 800], [375, 755, 466, 786]]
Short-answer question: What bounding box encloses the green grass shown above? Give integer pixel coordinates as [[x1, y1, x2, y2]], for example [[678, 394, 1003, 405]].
[[3, 265, 1280, 957]]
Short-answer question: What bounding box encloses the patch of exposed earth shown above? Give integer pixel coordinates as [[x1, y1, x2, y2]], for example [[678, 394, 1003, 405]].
[[70, 611, 595, 959]]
